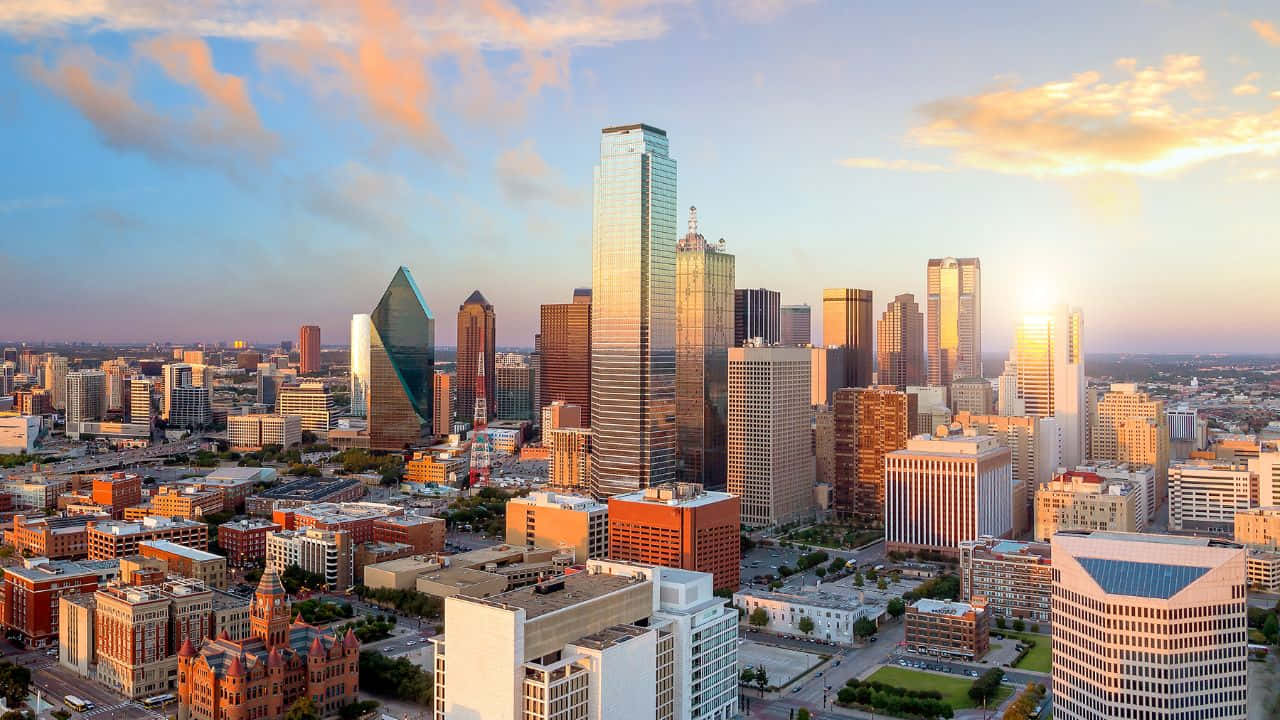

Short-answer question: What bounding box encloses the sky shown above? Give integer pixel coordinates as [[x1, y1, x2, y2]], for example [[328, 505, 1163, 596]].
[[2, 0, 1279, 352]]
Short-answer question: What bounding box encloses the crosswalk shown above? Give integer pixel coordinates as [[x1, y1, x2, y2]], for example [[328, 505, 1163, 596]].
[[77, 701, 166, 719]]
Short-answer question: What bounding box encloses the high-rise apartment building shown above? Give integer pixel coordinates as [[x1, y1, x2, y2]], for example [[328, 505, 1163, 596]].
[[368, 267, 434, 450], [950, 377, 993, 415], [432, 371, 453, 436], [1091, 383, 1169, 501], [276, 381, 335, 433], [676, 209, 733, 490], [926, 256, 981, 385], [549, 427, 593, 493], [822, 288, 873, 388], [432, 559, 737, 720], [495, 353, 534, 422], [589, 124, 677, 497], [607, 482, 740, 592], [265, 527, 353, 590], [1169, 460, 1255, 535], [727, 346, 814, 527], [298, 324, 321, 373], [163, 364, 212, 429], [456, 290, 496, 425], [1008, 306, 1085, 466], [540, 289, 592, 425], [814, 405, 835, 487], [65, 369, 106, 427], [885, 431, 1013, 558], [349, 313, 371, 417], [780, 304, 811, 346], [1051, 531, 1247, 720], [100, 359, 129, 412], [733, 288, 780, 346], [832, 385, 916, 521], [42, 355, 68, 410], [506, 491, 609, 562], [877, 293, 925, 388]]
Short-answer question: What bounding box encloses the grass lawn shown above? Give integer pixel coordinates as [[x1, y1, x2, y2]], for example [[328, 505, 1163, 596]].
[[998, 630, 1052, 673], [866, 666, 1012, 710]]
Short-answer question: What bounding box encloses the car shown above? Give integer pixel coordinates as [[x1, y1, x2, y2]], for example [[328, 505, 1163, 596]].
[[791, 686, 803, 694], [968, 671, 978, 677], [832, 660, 841, 667], [815, 671, 823, 677], [869, 636, 878, 642], [898, 660, 907, 667]]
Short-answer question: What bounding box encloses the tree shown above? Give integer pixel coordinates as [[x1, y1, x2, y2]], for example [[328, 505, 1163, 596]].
[[754, 665, 769, 695], [852, 572, 864, 587], [829, 557, 848, 575], [749, 608, 770, 627], [995, 616, 1007, 630], [0, 663, 31, 708], [877, 578, 888, 590], [1264, 613, 1279, 644], [854, 617, 877, 639], [740, 667, 756, 685], [741, 534, 757, 553], [284, 697, 320, 720], [969, 668, 1005, 705], [798, 616, 815, 635], [1012, 618, 1026, 632], [797, 709, 811, 720], [815, 568, 826, 578], [887, 597, 905, 621], [338, 701, 380, 720]]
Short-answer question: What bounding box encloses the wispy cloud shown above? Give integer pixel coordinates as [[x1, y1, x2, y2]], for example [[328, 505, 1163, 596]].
[[495, 139, 584, 207], [839, 157, 947, 173], [1252, 19, 1280, 47], [721, 0, 816, 23], [293, 161, 426, 235], [1232, 71, 1262, 95], [903, 55, 1280, 177]]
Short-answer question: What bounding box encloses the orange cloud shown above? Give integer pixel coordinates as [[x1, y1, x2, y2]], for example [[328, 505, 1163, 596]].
[[1252, 20, 1280, 46], [136, 35, 271, 140], [495, 140, 583, 206], [905, 55, 1280, 177]]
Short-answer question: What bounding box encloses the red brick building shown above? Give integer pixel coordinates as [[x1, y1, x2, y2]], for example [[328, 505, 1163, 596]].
[[607, 482, 741, 592], [218, 518, 282, 567], [372, 514, 445, 553], [0, 558, 113, 647], [86, 517, 209, 560], [177, 568, 360, 720], [91, 472, 143, 518], [7, 514, 105, 559], [273, 502, 402, 545]]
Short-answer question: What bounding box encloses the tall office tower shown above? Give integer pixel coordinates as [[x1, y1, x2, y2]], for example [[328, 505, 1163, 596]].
[[349, 314, 370, 417], [495, 353, 534, 422], [1252, 450, 1280, 507], [1168, 405, 1198, 442], [456, 290, 496, 425], [42, 355, 68, 410], [549, 427, 594, 492], [877, 293, 925, 388], [65, 370, 106, 426], [276, 382, 336, 433], [780, 304, 811, 346], [100, 359, 129, 412], [17, 349, 35, 376], [608, 483, 741, 592], [926, 256, 982, 386], [529, 335, 543, 424], [831, 385, 916, 521], [1091, 383, 1170, 501], [1168, 460, 1255, 534], [996, 350, 1022, 415], [809, 346, 846, 407], [256, 365, 290, 406], [540, 289, 592, 426], [1, 348, 14, 364], [589, 123, 677, 498], [235, 351, 262, 372], [676, 207, 734, 490], [298, 325, 321, 373], [727, 346, 814, 528], [822, 288, 873, 388], [733, 288, 780, 346], [368, 266, 435, 451], [130, 378, 153, 426], [431, 372, 453, 436], [1051, 532, 1247, 720], [433, 559, 738, 720], [952, 412, 1062, 536], [950, 377, 994, 415], [885, 430, 1013, 558], [1011, 306, 1086, 466]]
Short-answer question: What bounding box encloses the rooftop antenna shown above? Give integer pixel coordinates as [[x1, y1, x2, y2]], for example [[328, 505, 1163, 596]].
[[688, 205, 698, 236]]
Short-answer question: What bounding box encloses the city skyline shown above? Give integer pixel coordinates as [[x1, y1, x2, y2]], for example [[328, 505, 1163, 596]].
[[4, 2, 1280, 352]]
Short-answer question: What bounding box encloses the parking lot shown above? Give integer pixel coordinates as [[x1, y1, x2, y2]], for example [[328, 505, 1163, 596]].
[[737, 639, 827, 687]]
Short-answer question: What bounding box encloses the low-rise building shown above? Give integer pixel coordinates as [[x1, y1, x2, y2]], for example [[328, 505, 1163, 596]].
[[7, 514, 102, 559], [191, 466, 276, 512], [904, 598, 990, 660], [506, 491, 609, 562], [217, 518, 282, 567], [150, 485, 224, 520], [273, 501, 403, 543], [1, 476, 67, 511], [244, 476, 363, 516], [227, 413, 302, 451], [958, 537, 1051, 624], [1034, 470, 1140, 542], [86, 517, 209, 560], [372, 514, 446, 554], [140, 539, 228, 589], [90, 472, 142, 517], [732, 587, 884, 645], [1248, 549, 1280, 592], [405, 448, 471, 485], [0, 557, 119, 647], [353, 541, 415, 583], [1236, 506, 1280, 549], [210, 588, 252, 641], [0, 414, 41, 454]]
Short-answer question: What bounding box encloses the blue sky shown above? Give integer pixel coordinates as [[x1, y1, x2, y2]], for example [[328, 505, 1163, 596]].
[[2, 1, 1279, 352]]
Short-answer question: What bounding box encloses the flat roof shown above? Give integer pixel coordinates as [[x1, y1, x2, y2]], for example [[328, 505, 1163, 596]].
[[418, 566, 503, 589], [734, 587, 882, 613], [912, 598, 979, 616], [1076, 531, 1226, 547], [201, 466, 274, 484], [571, 623, 651, 651], [6, 559, 112, 582], [255, 476, 362, 500], [141, 539, 222, 562], [473, 571, 645, 620], [602, 123, 666, 136], [367, 556, 437, 574]]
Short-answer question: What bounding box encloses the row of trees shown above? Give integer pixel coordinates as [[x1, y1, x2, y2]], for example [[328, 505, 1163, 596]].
[[969, 668, 1006, 705], [359, 651, 433, 704], [293, 598, 355, 624], [994, 616, 1041, 633], [746, 607, 882, 639], [340, 614, 396, 642], [353, 585, 444, 618], [837, 677, 954, 719], [904, 574, 961, 602], [1002, 683, 1047, 720]]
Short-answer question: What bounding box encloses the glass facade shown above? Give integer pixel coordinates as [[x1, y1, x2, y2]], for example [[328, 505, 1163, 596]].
[[927, 257, 982, 385], [349, 313, 371, 417], [456, 290, 496, 424], [590, 123, 677, 497], [676, 212, 734, 490], [368, 266, 435, 450], [821, 288, 873, 388]]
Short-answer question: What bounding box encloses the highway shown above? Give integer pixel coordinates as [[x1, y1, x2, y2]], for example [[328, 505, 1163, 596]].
[[2, 440, 202, 478]]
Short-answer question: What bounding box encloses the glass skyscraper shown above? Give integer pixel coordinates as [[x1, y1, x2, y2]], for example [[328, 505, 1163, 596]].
[[676, 206, 734, 491], [368, 266, 435, 450], [590, 123, 677, 498], [927, 256, 982, 385], [349, 313, 371, 417]]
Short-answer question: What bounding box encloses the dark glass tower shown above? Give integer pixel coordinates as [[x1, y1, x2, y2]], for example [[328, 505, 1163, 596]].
[[368, 266, 435, 450]]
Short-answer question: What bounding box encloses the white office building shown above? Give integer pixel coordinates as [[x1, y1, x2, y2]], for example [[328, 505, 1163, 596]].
[[1169, 461, 1255, 535], [65, 369, 106, 427], [277, 381, 336, 433]]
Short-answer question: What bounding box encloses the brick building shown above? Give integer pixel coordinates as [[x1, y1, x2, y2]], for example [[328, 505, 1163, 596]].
[[372, 514, 445, 554], [150, 486, 224, 520], [94, 580, 213, 698], [90, 472, 142, 518], [86, 517, 209, 560], [218, 518, 282, 567], [140, 540, 228, 589], [607, 482, 740, 592], [176, 568, 360, 720], [7, 514, 102, 559], [272, 502, 402, 544], [244, 477, 364, 517], [904, 598, 990, 660], [0, 558, 119, 647]]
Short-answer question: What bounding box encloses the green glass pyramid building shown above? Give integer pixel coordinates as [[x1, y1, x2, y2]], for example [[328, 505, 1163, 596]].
[[368, 266, 435, 450]]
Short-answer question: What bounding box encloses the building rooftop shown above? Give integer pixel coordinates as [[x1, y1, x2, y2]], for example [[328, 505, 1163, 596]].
[[254, 476, 362, 501], [418, 566, 504, 590], [734, 586, 885, 614], [376, 514, 444, 527], [288, 501, 400, 523], [473, 572, 645, 620], [571, 623, 652, 651], [510, 491, 607, 512], [611, 482, 734, 509], [90, 516, 204, 534], [5, 558, 116, 582], [141, 539, 223, 562], [899, 433, 1005, 457], [911, 598, 981, 616], [367, 556, 437, 574], [1075, 557, 1209, 600], [219, 517, 282, 531]]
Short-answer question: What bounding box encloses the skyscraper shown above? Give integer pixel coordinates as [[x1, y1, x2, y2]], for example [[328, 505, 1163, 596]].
[[65, 370, 106, 427], [495, 353, 534, 422], [299, 325, 321, 374], [129, 378, 153, 426], [733, 288, 780, 346], [368, 266, 434, 450], [456, 290, 496, 425], [822, 288, 873, 388], [589, 123, 677, 498], [539, 289, 591, 426], [432, 371, 453, 437], [877, 293, 925, 388], [833, 385, 916, 521], [676, 207, 734, 490], [349, 314, 370, 417], [779, 304, 811, 346], [1010, 306, 1085, 466], [1092, 383, 1170, 501], [926, 257, 982, 385], [42, 355, 68, 410]]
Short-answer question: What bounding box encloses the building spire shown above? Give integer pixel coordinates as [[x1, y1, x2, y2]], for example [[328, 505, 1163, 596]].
[[688, 205, 698, 236]]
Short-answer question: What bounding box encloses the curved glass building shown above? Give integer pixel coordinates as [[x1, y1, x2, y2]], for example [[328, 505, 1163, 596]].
[[368, 266, 435, 450], [349, 313, 371, 417]]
